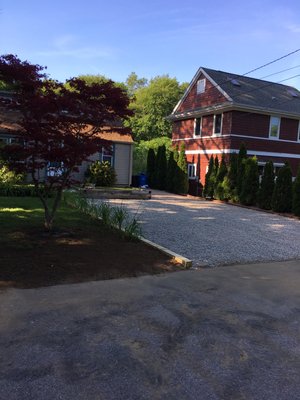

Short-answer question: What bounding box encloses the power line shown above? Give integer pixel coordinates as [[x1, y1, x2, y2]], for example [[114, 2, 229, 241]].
[[259, 64, 300, 79], [243, 48, 300, 76]]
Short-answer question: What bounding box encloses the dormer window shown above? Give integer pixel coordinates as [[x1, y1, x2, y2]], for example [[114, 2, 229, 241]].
[[196, 79, 206, 94], [269, 116, 280, 139]]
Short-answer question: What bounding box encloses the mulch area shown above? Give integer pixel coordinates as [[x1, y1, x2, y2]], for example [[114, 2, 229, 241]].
[[0, 227, 181, 290]]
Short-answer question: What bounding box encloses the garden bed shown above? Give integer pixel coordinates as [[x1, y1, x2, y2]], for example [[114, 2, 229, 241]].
[[80, 186, 151, 199], [0, 197, 180, 289]]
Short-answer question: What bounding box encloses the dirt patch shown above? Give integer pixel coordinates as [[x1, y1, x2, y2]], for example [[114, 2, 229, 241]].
[[0, 227, 181, 289]]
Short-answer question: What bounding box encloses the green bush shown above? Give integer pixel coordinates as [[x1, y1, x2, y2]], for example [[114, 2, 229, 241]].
[[292, 166, 300, 217], [203, 156, 215, 198], [88, 161, 117, 187], [174, 143, 188, 194], [166, 151, 177, 193], [0, 165, 25, 184], [258, 161, 275, 210], [214, 154, 228, 200], [146, 148, 156, 187], [239, 157, 259, 206], [0, 184, 54, 197], [272, 163, 293, 212], [155, 145, 167, 190]]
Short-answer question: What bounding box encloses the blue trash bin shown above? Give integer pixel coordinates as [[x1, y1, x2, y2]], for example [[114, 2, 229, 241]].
[[138, 173, 148, 187]]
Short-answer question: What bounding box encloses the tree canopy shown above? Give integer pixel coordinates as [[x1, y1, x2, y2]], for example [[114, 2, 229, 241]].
[[125, 75, 188, 141], [0, 54, 131, 230]]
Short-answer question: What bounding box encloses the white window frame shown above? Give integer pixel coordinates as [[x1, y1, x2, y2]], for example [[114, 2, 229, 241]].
[[213, 114, 223, 136], [100, 145, 114, 166], [269, 116, 281, 140], [196, 79, 206, 94], [188, 163, 197, 179], [193, 117, 202, 137]]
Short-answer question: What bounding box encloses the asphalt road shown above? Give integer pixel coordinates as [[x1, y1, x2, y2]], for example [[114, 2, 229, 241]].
[[0, 260, 299, 399], [106, 190, 300, 266]]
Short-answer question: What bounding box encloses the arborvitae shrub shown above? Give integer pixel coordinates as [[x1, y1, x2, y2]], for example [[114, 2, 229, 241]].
[[214, 154, 228, 200], [203, 156, 214, 198], [240, 157, 259, 206], [156, 145, 167, 190], [237, 143, 247, 199], [258, 161, 275, 210], [292, 166, 300, 217], [175, 143, 188, 194], [227, 152, 238, 201], [272, 163, 293, 212], [166, 151, 177, 193], [146, 148, 156, 188]]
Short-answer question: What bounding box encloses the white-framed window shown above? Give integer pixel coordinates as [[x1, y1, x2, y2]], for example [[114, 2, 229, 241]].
[[194, 117, 202, 137], [269, 116, 280, 139], [188, 163, 197, 179], [47, 161, 64, 177], [213, 114, 222, 135], [196, 79, 206, 94], [100, 145, 114, 166]]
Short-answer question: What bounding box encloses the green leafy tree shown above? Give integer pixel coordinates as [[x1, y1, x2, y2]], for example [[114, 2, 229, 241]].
[[272, 163, 293, 212], [125, 72, 148, 98], [214, 154, 228, 200], [292, 166, 300, 217], [240, 157, 259, 205], [156, 145, 167, 190], [258, 161, 275, 209], [146, 148, 156, 188], [173, 144, 179, 163], [203, 156, 215, 198], [126, 75, 188, 141]]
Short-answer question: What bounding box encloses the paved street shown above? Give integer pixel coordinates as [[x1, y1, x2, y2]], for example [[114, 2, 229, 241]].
[[0, 260, 299, 399], [106, 190, 300, 266]]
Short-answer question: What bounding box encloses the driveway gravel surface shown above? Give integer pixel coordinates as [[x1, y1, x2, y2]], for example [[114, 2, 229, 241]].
[[105, 191, 300, 266], [0, 260, 299, 400]]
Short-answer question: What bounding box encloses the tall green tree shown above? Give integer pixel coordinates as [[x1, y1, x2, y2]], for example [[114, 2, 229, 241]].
[[126, 75, 188, 141], [258, 161, 275, 210], [174, 143, 188, 194], [203, 156, 215, 198], [292, 166, 300, 217], [125, 72, 147, 98], [272, 163, 293, 212], [214, 154, 228, 200], [240, 157, 259, 206], [237, 143, 247, 199], [166, 151, 177, 193], [146, 148, 156, 188], [156, 145, 167, 190], [173, 144, 179, 163]]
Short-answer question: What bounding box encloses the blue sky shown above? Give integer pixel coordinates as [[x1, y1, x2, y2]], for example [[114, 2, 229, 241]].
[[1, 0, 300, 88]]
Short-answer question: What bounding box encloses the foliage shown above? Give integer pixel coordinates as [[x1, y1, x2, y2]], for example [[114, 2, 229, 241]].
[[237, 143, 247, 199], [203, 156, 215, 198], [88, 161, 117, 187], [173, 144, 179, 162], [174, 143, 188, 194], [239, 157, 259, 206], [272, 163, 293, 212], [126, 75, 188, 141], [166, 151, 177, 193], [226, 153, 239, 201], [146, 148, 156, 187], [257, 161, 275, 210], [214, 154, 228, 200], [0, 54, 131, 230], [0, 183, 54, 197], [64, 192, 141, 239], [292, 166, 300, 217], [125, 72, 148, 98], [0, 165, 24, 184], [132, 136, 171, 174], [155, 145, 167, 190]]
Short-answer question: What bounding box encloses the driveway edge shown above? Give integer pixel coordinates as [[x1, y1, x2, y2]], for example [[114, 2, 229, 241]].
[[140, 237, 192, 268]]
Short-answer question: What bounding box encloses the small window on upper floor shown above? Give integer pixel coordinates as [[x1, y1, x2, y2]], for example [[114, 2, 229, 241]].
[[194, 117, 202, 137], [269, 116, 280, 139], [213, 114, 222, 135], [196, 79, 206, 94]]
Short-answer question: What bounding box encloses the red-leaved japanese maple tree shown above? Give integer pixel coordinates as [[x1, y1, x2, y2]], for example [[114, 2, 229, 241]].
[[0, 54, 132, 230]]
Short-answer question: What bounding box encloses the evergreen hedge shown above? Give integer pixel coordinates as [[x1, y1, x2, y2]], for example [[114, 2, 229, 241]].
[[272, 163, 293, 212], [292, 166, 300, 217], [257, 161, 275, 210]]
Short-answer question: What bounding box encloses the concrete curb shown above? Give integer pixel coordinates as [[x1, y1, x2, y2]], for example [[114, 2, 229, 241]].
[[140, 237, 192, 269]]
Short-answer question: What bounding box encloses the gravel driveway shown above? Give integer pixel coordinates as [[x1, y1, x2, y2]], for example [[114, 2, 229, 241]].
[[105, 190, 300, 267]]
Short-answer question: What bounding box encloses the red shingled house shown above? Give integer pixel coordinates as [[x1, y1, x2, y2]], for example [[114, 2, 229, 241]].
[[169, 67, 300, 188]]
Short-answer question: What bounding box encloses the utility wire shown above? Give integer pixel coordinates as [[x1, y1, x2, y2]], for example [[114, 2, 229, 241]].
[[243, 48, 300, 76], [259, 64, 300, 80]]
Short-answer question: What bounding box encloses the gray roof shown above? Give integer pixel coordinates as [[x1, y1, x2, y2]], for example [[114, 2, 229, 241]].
[[173, 67, 300, 117]]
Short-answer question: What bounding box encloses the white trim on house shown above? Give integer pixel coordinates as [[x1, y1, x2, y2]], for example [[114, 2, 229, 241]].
[[187, 163, 197, 179], [172, 133, 300, 144], [185, 148, 300, 159]]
